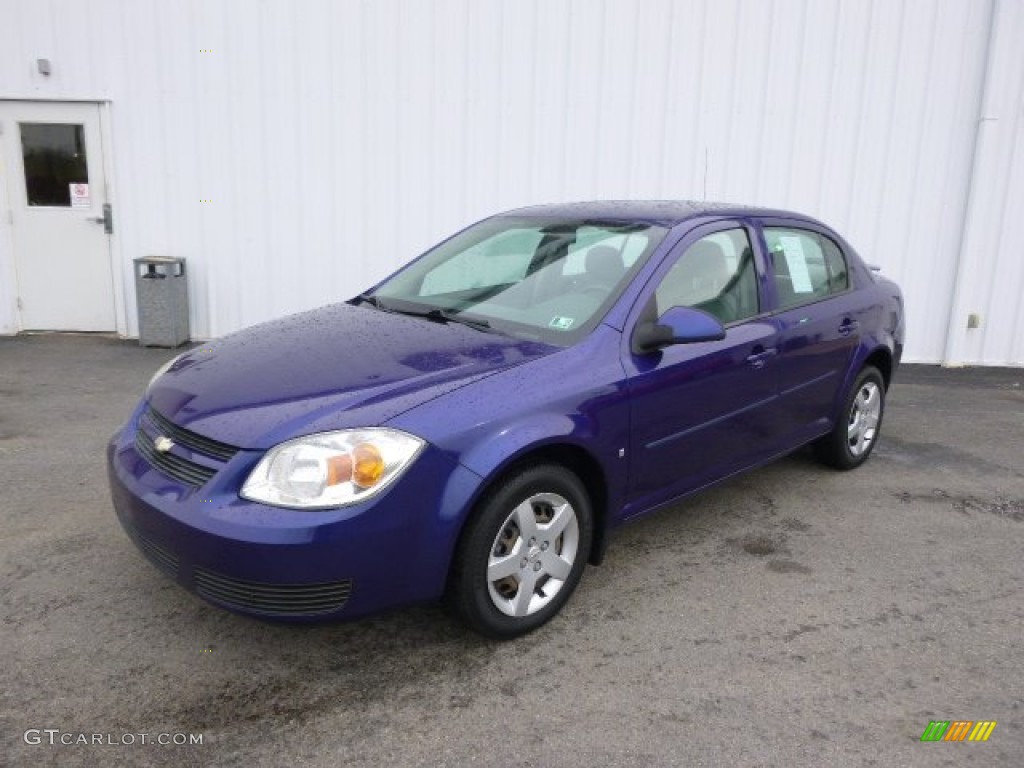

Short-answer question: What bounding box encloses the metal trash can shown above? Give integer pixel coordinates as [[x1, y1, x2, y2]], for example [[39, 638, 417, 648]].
[[134, 256, 190, 348]]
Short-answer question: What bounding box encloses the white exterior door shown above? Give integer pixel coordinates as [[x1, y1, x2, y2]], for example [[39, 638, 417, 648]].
[[0, 101, 115, 331]]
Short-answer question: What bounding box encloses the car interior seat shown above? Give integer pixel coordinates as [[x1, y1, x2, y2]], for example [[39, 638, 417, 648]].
[[772, 248, 798, 308], [685, 240, 738, 323], [582, 245, 627, 293]]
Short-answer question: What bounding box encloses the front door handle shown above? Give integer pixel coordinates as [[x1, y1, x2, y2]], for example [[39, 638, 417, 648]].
[[746, 347, 778, 369], [838, 318, 859, 336]]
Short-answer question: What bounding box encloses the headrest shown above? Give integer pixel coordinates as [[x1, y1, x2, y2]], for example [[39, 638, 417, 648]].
[[584, 245, 625, 284]]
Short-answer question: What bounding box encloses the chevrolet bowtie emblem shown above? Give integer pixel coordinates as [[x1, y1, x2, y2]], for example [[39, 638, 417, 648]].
[[154, 435, 175, 453]]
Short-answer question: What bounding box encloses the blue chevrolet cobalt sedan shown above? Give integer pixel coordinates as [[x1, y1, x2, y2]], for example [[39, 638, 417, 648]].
[[108, 201, 904, 639]]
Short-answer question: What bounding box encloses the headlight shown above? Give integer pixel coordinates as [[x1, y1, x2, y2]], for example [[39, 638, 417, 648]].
[[240, 428, 425, 509], [147, 353, 185, 390]]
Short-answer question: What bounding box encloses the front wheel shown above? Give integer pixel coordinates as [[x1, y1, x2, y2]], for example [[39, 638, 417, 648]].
[[447, 464, 593, 640], [815, 365, 886, 470]]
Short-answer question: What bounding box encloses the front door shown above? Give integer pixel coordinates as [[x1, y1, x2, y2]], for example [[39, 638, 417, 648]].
[[0, 101, 115, 331], [623, 222, 780, 514]]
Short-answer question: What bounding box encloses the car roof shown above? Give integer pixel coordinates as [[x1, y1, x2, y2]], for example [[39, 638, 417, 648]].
[[501, 200, 814, 228]]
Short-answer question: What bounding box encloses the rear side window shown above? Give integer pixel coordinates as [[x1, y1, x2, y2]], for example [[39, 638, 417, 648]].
[[821, 236, 849, 293], [764, 228, 850, 310]]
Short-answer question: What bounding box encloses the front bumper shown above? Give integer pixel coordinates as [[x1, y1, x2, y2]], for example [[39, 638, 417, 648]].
[[107, 404, 482, 621]]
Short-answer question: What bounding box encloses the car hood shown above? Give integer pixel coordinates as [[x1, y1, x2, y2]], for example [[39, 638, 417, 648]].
[[147, 302, 558, 449]]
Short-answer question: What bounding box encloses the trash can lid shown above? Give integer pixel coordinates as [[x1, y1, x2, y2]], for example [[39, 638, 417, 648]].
[[134, 256, 185, 264]]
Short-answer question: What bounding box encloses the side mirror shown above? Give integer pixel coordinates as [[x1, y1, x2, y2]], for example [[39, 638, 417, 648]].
[[632, 306, 726, 353]]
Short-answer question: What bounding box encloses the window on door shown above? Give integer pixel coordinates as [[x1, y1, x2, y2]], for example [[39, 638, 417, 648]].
[[19, 123, 89, 207], [655, 228, 760, 325], [764, 228, 850, 310]]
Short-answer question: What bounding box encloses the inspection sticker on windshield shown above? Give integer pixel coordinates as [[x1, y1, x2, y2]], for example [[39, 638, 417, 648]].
[[549, 316, 575, 330]]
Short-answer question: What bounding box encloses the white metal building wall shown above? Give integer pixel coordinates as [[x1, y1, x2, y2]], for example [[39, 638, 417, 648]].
[[945, 0, 1024, 366], [0, 0, 1020, 364]]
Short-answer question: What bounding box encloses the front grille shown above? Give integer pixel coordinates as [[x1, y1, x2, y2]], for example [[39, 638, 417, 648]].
[[142, 407, 239, 462], [137, 533, 179, 579], [194, 567, 353, 617], [135, 406, 240, 488], [136, 428, 217, 487]]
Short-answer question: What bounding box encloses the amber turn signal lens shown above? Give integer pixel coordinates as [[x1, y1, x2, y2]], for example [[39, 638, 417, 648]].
[[326, 453, 353, 486], [352, 443, 385, 488]]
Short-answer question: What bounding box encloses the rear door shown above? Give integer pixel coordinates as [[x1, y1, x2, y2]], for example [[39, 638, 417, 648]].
[[756, 219, 860, 443]]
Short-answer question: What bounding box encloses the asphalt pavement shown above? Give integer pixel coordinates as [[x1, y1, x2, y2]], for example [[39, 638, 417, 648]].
[[1, 333, 1022, 767]]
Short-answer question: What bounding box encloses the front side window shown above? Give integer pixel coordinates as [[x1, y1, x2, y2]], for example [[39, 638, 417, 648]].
[[764, 228, 849, 309], [372, 217, 668, 344], [654, 228, 759, 324]]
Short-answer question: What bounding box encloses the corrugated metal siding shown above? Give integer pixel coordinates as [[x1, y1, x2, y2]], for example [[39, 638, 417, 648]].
[[0, 0, 1016, 364], [945, 0, 1024, 366]]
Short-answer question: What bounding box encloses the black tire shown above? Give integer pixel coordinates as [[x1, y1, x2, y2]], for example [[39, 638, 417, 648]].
[[447, 464, 593, 640], [815, 365, 886, 470]]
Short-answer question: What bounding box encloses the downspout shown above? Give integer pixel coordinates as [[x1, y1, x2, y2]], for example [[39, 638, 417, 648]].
[[942, 0, 999, 366]]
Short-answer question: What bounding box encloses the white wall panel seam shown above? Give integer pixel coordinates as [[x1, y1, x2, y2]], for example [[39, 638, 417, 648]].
[[944, 0, 1001, 365]]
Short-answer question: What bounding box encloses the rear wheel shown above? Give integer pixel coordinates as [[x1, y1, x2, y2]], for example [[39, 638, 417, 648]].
[[815, 365, 886, 470], [447, 464, 593, 639]]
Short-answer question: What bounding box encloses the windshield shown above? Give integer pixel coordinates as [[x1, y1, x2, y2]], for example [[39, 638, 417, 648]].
[[367, 216, 668, 345]]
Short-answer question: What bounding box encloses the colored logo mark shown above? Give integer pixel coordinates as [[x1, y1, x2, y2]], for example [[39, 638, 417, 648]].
[[920, 720, 997, 742]]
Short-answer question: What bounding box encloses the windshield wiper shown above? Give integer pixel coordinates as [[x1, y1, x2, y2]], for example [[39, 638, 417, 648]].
[[391, 305, 494, 333], [354, 294, 494, 333], [429, 308, 493, 332], [353, 293, 391, 311]]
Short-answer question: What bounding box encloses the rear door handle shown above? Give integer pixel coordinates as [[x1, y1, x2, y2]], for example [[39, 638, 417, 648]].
[[746, 347, 777, 369], [838, 318, 859, 336]]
